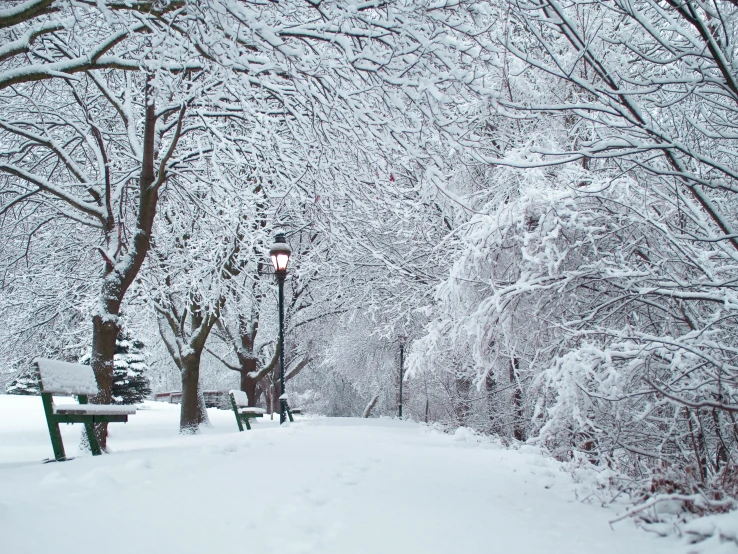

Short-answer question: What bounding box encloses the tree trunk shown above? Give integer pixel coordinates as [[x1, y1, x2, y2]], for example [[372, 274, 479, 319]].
[[485, 370, 501, 436], [363, 392, 380, 418], [510, 358, 524, 442], [454, 374, 472, 426], [90, 313, 120, 450], [238, 357, 260, 407], [234, 341, 279, 408], [240, 372, 258, 407], [180, 353, 208, 433], [266, 382, 281, 416], [267, 387, 275, 415]]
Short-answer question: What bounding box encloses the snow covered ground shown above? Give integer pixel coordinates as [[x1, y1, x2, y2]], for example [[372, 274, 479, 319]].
[[0, 395, 729, 554]]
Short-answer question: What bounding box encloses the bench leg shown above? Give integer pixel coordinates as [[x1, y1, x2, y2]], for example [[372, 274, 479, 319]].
[[243, 417, 252, 431], [77, 396, 102, 455], [41, 394, 66, 462], [230, 395, 244, 432], [85, 422, 103, 456]]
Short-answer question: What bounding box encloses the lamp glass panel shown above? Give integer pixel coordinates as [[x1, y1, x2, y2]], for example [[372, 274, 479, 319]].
[[277, 253, 290, 270], [271, 252, 290, 271]]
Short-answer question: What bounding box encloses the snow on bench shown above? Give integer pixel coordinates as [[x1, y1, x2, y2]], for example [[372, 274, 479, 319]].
[[230, 391, 266, 413], [35, 358, 99, 395], [228, 390, 298, 429], [230, 389, 250, 407], [33, 358, 137, 461], [239, 407, 266, 415]]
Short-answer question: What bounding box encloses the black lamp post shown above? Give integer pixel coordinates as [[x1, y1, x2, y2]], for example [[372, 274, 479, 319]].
[[398, 335, 407, 418], [270, 233, 291, 424]]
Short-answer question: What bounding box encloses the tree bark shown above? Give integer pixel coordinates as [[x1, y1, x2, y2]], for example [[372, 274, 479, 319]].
[[485, 370, 501, 435], [90, 314, 120, 449], [510, 358, 524, 442], [231, 341, 279, 407], [180, 352, 208, 433], [454, 374, 472, 426], [363, 392, 380, 418], [239, 358, 259, 407], [267, 383, 279, 415]]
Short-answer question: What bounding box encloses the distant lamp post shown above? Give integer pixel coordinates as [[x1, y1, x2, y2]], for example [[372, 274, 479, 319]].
[[398, 335, 407, 418], [270, 233, 291, 424]]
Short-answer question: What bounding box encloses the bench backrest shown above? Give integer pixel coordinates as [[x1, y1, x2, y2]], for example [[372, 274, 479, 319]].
[[34, 358, 99, 396], [229, 389, 249, 407]]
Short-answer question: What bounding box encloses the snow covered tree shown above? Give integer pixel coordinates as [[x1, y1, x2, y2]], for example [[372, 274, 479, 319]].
[[148, 196, 240, 432], [5, 367, 40, 396], [0, 2, 229, 447], [112, 331, 151, 405], [454, 0, 738, 497], [0, 0, 496, 429]]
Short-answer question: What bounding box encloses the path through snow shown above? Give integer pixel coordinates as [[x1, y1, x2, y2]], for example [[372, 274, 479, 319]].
[[0, 396, 696, 553]]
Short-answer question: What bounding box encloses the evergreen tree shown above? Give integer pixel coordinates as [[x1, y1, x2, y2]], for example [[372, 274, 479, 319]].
[[80, 329, 152, 404], [113, 333, 152, 404], [5, 366, 41, 395]]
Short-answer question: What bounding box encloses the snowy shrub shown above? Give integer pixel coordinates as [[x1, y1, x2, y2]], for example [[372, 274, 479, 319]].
[[413, 178, 738, 509]]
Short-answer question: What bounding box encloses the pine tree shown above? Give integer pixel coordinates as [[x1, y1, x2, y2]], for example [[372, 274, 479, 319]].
[[79, 329, 152, 404], [113, 332, 152, 404], [5, 366, 41, 395]]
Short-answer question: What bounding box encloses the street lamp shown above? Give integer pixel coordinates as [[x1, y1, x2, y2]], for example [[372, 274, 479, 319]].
[[270, 232, 291, 424], [398, 335, 407, 418]]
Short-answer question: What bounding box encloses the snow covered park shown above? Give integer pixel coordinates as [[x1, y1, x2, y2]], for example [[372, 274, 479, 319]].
[[0, 395, 711, 554], [6, 2, 738, 553]]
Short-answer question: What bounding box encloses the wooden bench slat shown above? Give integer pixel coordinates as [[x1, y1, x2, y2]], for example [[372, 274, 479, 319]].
[[54, 404, 136, 416], [54, 414, 129, 424]]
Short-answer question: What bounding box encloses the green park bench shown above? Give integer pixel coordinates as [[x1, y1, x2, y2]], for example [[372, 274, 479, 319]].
[[229, 390, 266, 431], [35, 358, 137, 462]]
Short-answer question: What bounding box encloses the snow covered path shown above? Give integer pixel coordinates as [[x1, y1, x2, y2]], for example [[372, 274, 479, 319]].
[[0, 397, 682, 554]]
